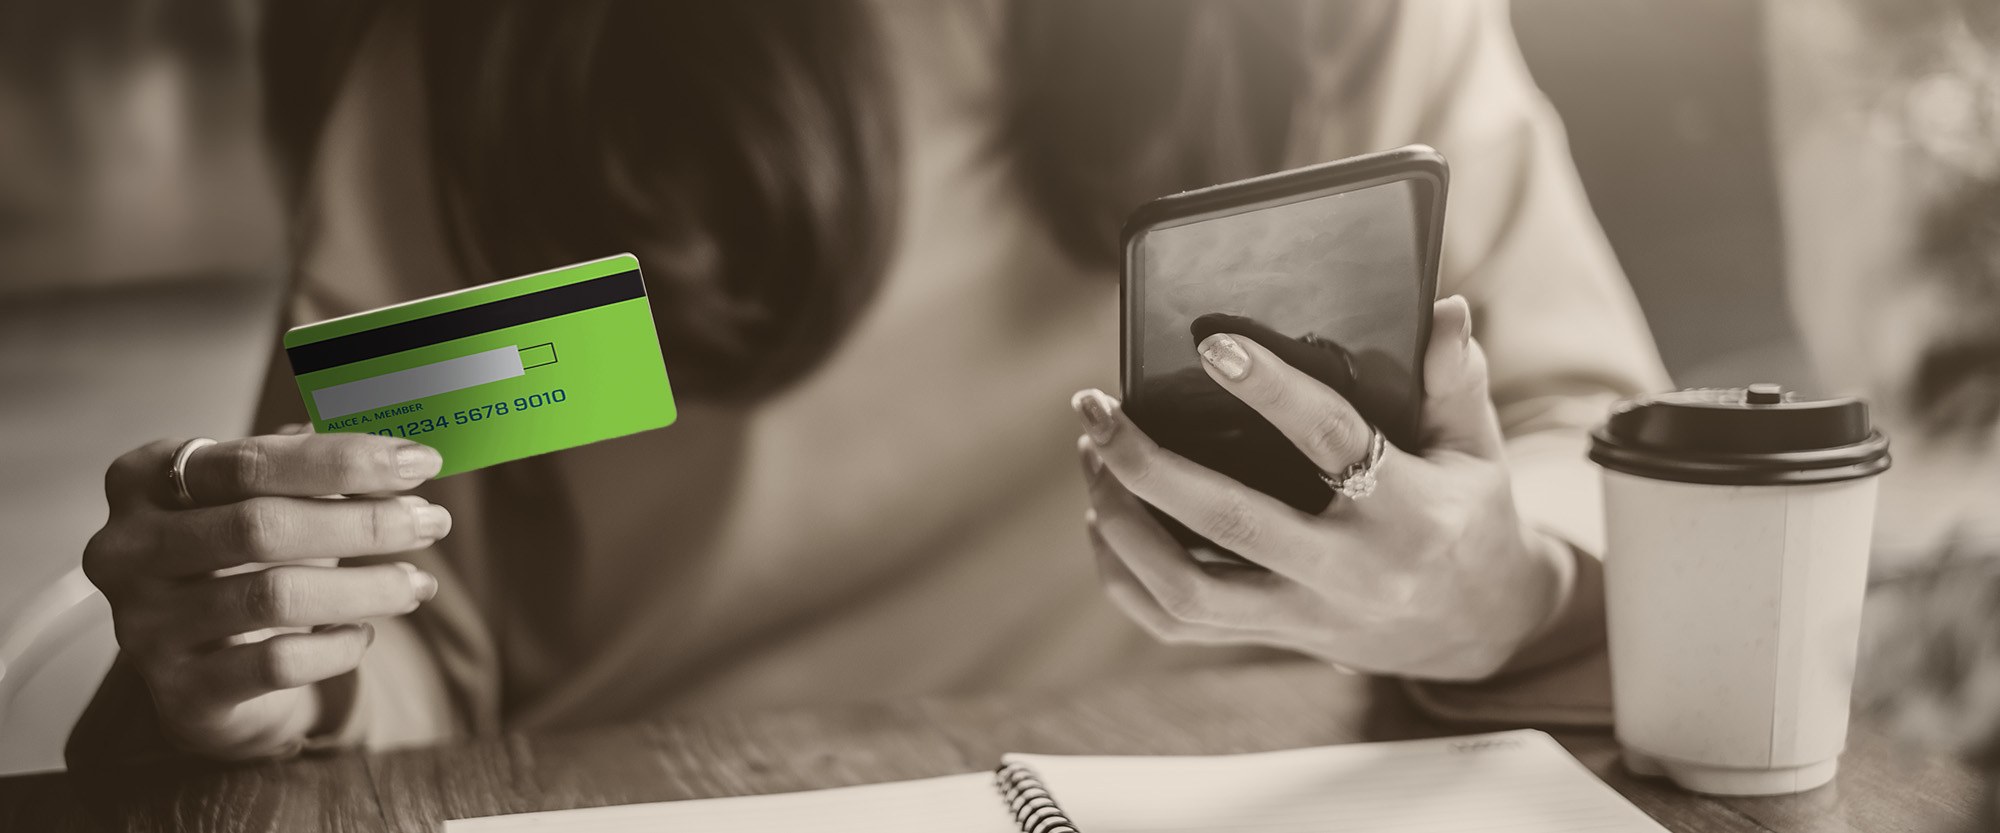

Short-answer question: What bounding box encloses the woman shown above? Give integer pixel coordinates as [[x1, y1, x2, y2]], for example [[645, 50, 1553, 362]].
[[72, 0, 1666, 763]]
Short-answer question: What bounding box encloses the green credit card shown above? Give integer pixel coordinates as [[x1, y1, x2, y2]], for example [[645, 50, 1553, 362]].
[[284, 253, 677, 477]]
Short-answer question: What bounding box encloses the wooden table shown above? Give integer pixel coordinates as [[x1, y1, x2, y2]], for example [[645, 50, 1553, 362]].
[[0, 660, 1980, 832]]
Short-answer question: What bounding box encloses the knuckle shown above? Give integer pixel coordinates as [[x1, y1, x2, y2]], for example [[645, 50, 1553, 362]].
[[230, 443, 270, 494], [254, 639, 313, 690], [1201, 494, 1263, 552], [320, 443, 366, 486], [1153, 579, 1210, 624], [105, 443, 166, 500], [367, 441, 401, 481], [368, 499, 413, 548], [241, 568, 304, 624], [81, 528, 123, 588], [102, 459, 130, 502], [230, 499, 290, 560], [1114, 445, 1161, 492], [310, 438, 395, 491], [1301, 408, 1363, 464]]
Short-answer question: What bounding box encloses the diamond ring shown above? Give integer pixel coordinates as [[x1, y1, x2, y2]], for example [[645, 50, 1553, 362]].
[[1318, 426, 1386, 500]]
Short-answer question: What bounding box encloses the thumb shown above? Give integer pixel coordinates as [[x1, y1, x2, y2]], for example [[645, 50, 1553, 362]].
[[1420, 295, 1506, 459]]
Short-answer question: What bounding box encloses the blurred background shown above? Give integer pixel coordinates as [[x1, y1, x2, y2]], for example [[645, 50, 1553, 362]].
[[1, 0, 1994, 775]]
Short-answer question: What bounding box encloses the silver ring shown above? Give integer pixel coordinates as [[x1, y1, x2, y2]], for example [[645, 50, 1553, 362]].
[[1318, 426, 1386, 500], [168, 437, 217, 508]]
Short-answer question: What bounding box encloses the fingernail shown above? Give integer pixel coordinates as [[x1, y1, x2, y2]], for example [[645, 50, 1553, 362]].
[[397, 444, 443, 481], [412, 502, 452, 540], [1198, 333, 1251, 381], [1081, 446, 1104, 478], [1071, 389, 1119, 445], [1449, 295, 1472, 349], [399, 562, 439, 602], [363, 622, 377, 647]]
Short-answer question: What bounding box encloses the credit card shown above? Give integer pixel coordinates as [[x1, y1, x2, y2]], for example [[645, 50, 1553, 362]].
[[284, 253, 677, 477]]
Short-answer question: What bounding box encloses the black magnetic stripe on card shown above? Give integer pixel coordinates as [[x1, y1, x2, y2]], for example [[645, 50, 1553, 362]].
[[286, 270, 645, 374]]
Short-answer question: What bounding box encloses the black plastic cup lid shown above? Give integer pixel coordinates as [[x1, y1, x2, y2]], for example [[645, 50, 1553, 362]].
[[1588, 384, 1890, 486]]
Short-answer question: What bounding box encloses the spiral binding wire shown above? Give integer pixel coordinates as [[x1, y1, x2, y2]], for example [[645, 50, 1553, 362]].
[[995, 762, 1080, 833]]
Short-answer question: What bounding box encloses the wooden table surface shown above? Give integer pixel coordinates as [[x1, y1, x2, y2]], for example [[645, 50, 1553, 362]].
[[0, 660, 1980, 832]]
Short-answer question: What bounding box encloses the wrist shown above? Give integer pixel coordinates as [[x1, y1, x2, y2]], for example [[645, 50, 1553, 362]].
[[1499, 529, 1604, 675]]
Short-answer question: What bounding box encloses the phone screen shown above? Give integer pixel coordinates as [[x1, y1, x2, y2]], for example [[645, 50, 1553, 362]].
[[1127, 176, 1434, 535]]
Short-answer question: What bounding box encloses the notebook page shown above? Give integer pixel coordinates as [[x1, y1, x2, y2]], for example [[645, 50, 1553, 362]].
[[444, 772, 1016, 833], [1004, 730, 1667, 833]]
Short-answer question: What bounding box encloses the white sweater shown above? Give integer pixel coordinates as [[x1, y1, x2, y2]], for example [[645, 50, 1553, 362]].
[[259, 0, 1668, 748]]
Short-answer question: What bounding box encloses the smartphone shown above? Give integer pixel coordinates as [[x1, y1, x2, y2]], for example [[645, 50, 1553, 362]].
[[1120, 145, 1448, 563]]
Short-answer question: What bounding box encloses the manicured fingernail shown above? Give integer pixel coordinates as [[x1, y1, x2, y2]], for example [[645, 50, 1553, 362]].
[[1198, 333, 1251, 381], [1449, 295, 1472, 348], [399, 562, 439, 602], [1071, 389, 1119, 445], [363, 622, 377, 647], [397, 444, 443, 480], [413, 502, 451, 540]]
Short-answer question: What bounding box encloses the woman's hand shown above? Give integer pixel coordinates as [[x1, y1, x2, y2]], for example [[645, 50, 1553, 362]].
[[1073, 296, 1573, 680], [81, 430, 450, 760]]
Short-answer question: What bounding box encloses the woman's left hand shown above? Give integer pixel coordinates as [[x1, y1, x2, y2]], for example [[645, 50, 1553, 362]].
[[1072, 296, 1573, 680]]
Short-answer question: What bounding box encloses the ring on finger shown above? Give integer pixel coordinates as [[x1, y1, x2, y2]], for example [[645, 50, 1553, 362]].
[[168, 437, 218, 508], [1318, 425, 1385, 500]]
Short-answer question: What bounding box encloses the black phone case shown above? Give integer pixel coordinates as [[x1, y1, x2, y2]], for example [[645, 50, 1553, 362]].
[[1119, 145, 1448, 564]]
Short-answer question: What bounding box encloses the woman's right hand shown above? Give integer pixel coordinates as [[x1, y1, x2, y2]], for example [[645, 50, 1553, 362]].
[[82, 431, 451, 760]]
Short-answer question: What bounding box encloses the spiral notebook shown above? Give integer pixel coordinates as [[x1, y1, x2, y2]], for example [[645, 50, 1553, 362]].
[[446, 730, 1668, 832]]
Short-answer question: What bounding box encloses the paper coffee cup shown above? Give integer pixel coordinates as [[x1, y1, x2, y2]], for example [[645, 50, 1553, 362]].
[[1589, 384, 1890, 796]]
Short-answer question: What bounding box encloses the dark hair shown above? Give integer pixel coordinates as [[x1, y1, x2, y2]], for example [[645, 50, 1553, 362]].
[[263, 1, 1331, 399]]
